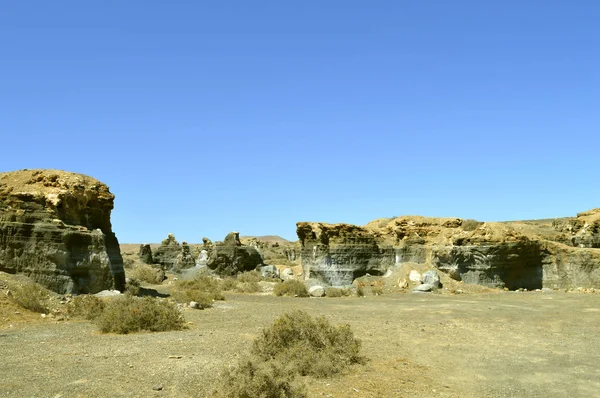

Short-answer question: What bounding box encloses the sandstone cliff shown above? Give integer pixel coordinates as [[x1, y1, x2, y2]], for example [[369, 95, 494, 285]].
[[0, 169, 125, 293], [297, 210, 600, 289]]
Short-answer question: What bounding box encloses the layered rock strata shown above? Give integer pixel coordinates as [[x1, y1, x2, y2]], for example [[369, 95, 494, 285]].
[[297, 210, 600, 289], [0, 169, 125, 293]]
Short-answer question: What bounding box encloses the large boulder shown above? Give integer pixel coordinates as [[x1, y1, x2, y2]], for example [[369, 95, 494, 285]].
[[0, 169, 125, 294], [206, 232, 264, 276]]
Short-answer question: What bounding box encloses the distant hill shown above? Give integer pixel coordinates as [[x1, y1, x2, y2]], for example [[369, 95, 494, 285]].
[[240, 235, 291, 244]]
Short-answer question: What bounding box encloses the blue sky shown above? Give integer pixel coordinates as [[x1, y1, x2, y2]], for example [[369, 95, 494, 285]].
[[1, 1, 599, 243]]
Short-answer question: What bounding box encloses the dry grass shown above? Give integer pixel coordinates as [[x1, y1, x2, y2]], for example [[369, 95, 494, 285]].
[[95, 295, 185, 334], [9, 282, 50, 314], [127, 264, 166, 285], [66, 295, 105, 320], [171, 276, 225, 309], [273, 280, 309, 297]]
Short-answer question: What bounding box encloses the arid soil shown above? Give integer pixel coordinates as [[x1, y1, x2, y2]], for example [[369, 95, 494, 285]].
[[2, 282, 600, 398]]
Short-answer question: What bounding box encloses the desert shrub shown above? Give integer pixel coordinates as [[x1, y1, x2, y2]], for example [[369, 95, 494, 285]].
[[273, 280, 309, 297], [122, 256, 136, 269], [325, 287, 351, 298], [462, 219, 483, 231], [95, 295, 185, 334], [125, 278, 141, 296], [213, 358, 306, 398], [237, 270, 262, 283], [356, 284, 365, 297], [66, 295, 105, 320], [220, 277, 239, 291], [252, 310, 365, 377], [236, 281, 261, 294], [10, 283, 49, 313], [128, 264, 165, 285], [171, 276, 225, 309]]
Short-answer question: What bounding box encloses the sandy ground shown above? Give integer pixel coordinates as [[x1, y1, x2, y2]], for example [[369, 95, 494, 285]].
[[2, 286, 600, 398]]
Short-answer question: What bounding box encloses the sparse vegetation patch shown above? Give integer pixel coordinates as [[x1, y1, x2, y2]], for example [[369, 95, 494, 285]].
[[273, 280, 309, 297]]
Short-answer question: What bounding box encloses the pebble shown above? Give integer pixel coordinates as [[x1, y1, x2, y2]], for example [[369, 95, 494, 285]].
[[152, 384, 163, 391]]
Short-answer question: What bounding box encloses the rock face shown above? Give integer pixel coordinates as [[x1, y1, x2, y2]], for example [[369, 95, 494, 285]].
[[297, 210, 600, 289], [296, 223, 392, 286], [0, 169, 125, 294], [175, 242, 196, 270], [206, 232, 264, 276]]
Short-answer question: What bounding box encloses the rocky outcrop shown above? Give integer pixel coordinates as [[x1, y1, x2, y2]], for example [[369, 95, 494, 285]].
[[297, 210, 600, 289], [138, 244, 153, 264], [175, 242, 196, 270], [0, 169, 125, 294], [152, 233, 181, 270], [206, 232, 264, 276]]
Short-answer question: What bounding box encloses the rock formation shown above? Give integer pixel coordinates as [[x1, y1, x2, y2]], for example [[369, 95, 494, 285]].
[[0, 169, 125, 294], [206, 232, 264, 276], [297, 210, 600, 289], [152, 233, 181, 270], [175, 242, 196, 270], [138, 244, 153, 264]]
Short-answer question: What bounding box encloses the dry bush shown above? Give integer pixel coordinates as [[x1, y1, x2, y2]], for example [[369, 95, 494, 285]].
[[356, 283, 365, 297], [128, 264, 165, 285], [371, 281, 385, 296], [273, 280, 309, 297], [252, 310, 366, 377], [325, 287, 351, 298], [10, 282, 49, 314], [236, 281, 261, 294], [220, 277, 238, 291], [95, 295, 185, 334], [462, 219, 483, 231], [125, 278, 141, 296], [213, 358, 306, 398], [237, 270, 262, 283], [171, 276, 225, 309], [66, 295, 105, 320]]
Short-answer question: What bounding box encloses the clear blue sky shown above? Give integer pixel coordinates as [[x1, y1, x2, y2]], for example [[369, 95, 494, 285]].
[[1, 1, 599, 243]]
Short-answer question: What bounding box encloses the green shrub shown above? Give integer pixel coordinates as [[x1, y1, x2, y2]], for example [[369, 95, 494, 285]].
[[128, 264, 166, 285], [213, 358, 306, 398], [171, 276, 225, 308], [273, 280, 309, 297], [95, 295, 185, 334], [66, 295, 105, 320], [252, 310, 366, 377], [10, 283, 49, 314]]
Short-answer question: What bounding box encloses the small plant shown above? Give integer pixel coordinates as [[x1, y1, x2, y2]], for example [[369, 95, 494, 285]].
[[236, 281, 262, 294], [273, 280, 309, 297], [356, 283, 365, 297], [95, 295, 185, 334], [128, 264, 166, 285], [237, 270, 263, 283], [66, 295, 105, 320], [172, 276, 225, 308], [10, 282, 49, 313], [325, 287, 351, 298], [220, 277, 238, 291], [125, 278, 141, 296], [213, 358, 306, 398]]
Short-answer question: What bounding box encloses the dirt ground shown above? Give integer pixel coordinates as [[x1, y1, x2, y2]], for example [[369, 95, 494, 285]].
[[2, 282, 600, 398]]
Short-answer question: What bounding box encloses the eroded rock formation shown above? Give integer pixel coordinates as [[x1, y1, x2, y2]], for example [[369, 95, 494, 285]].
[[207, 232, 264, 276], [0, 169, 125, 294], [297, 210, 600, 289], [152, 233, 181, 270]]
